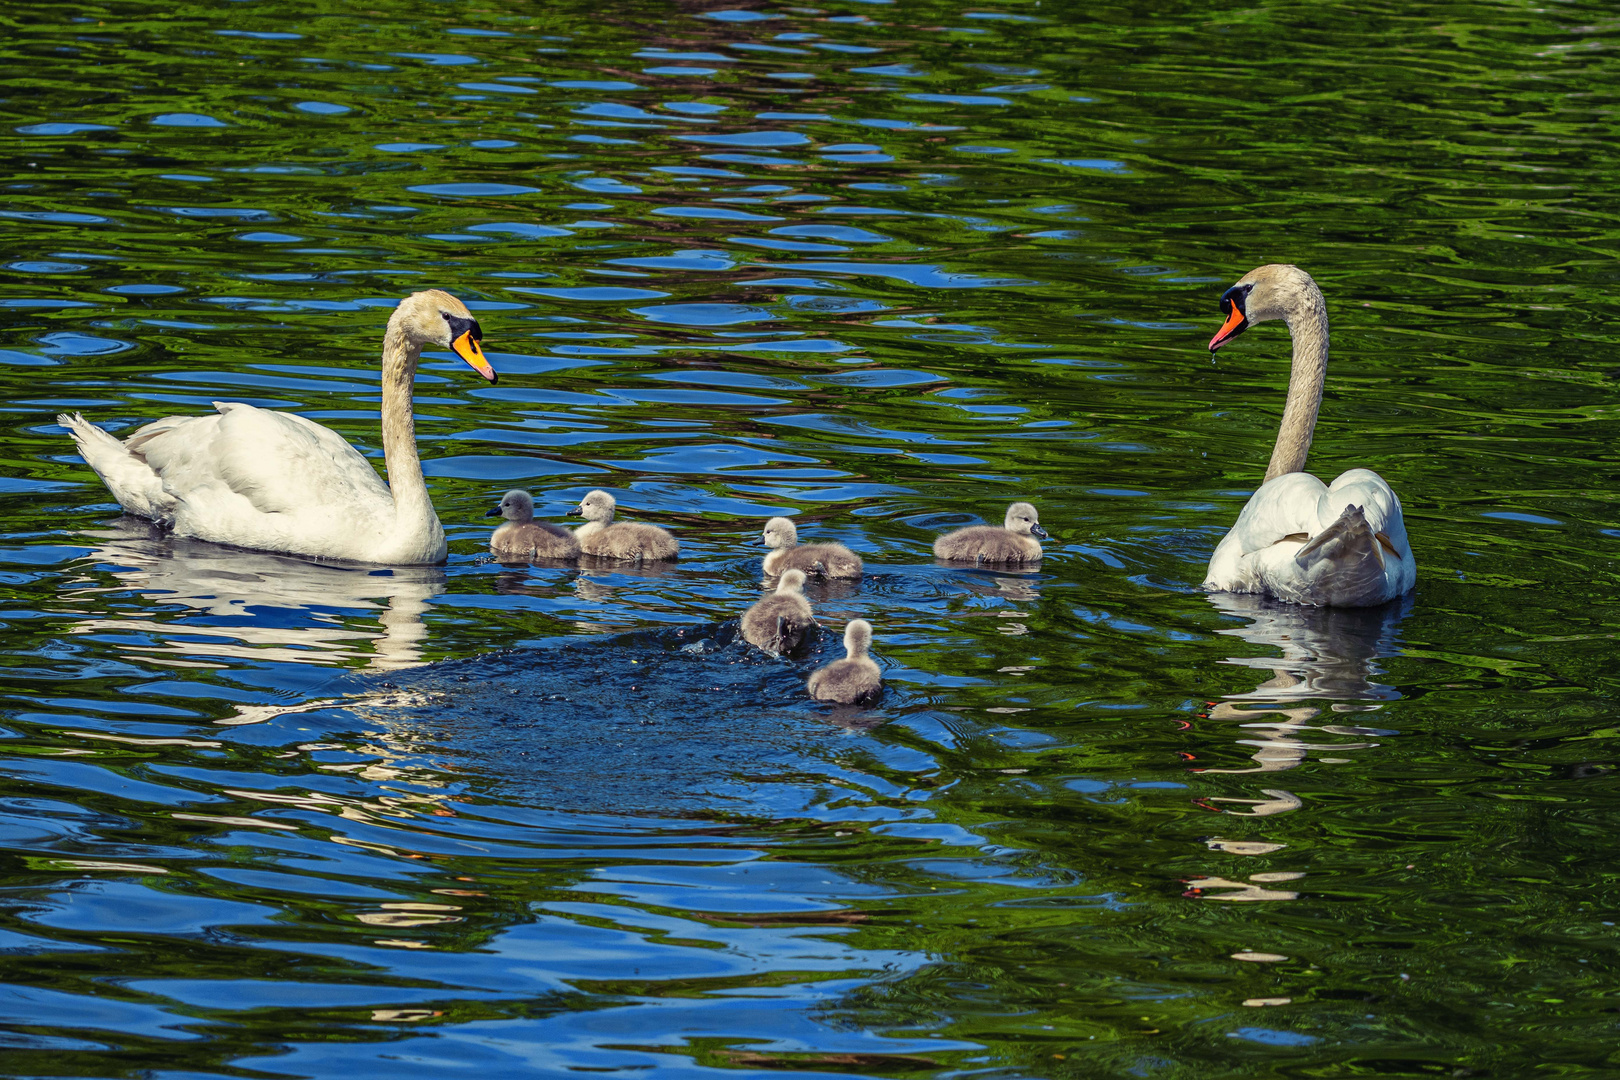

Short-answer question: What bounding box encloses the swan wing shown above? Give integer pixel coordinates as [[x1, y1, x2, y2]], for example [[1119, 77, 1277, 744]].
[[1206, 469, 1414, 605], [133, 403, 391, 518]]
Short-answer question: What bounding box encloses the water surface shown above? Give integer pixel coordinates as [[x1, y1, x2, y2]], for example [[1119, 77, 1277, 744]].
[[3, 1, 1619, 1077]]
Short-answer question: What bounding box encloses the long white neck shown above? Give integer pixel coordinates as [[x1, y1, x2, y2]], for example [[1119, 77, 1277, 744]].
[[1265, 287, 1329, 482], [379, 326, 435, 530]]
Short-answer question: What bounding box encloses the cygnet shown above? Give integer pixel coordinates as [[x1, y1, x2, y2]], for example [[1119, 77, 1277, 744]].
[[570, 489, 679, 561], [807, 619, 882, 705], [486, 490, 580, 559], [741, 568, 814, 653], [933, 501, 1048, 564], [761, 516, 863, 579]]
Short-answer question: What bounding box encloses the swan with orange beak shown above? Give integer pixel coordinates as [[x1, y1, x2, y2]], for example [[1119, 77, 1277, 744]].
[[60, 289, 499, 565], [1202, 265, 1416, 606]]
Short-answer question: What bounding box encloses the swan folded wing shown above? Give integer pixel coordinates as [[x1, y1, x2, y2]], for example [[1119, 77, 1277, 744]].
[[134, 403, 390, 518], [1224, 473, 1332, 555], [1322, 469, 1410, 558]]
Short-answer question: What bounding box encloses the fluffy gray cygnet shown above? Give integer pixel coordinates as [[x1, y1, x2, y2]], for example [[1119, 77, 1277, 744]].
[[807, 619, 882, 705], [486, 490, 580, 559], [761, 516, 863, 579], [570, 489, 679, 561], [741, 568, 814, 653], [933, 502, 1048, 564]]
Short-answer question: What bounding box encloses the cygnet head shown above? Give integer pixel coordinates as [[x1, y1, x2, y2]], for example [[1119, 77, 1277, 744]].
[[572, 489, 617, 523], [843, 618, 873, 657], [1209, 264, 1320, 352], [776, 568, 807, 596], [388, 289, 496, 383], [761, 516, 799, 550], [1004, 502, 1048, 539], [485, 489, 534, 522]]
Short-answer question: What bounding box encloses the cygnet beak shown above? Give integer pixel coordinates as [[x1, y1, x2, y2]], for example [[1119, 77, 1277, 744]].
[[484, 504, 503, 518], [1031, 524, 1050, 540], [568, 504, 583, 516]]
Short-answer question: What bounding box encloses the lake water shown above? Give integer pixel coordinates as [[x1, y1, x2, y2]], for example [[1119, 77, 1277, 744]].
[[3, 1, 1619, 1076]]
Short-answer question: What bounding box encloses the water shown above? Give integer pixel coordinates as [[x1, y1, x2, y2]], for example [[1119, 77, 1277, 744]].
[[3, 0, 1619, 1075]]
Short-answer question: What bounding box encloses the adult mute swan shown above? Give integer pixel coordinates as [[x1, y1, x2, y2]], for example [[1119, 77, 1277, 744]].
[[58, 290, 496, 565], [1204, 265, 1415, 607]]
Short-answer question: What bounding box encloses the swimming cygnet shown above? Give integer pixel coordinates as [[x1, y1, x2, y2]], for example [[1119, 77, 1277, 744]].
[[570, 489, 679, 561], [807, 619, 882, 706], [486, 490, 580, 559], [933, 502, 1048, 564], [741, 568, 814, 653], [761, 516, 863, 579]]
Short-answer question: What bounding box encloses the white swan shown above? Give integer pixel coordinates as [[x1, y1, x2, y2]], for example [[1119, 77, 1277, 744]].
[[58, 290, 496, 565], [1204, 265, 1415, 607]]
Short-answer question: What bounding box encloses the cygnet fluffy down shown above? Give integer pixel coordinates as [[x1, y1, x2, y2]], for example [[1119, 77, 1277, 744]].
[[486, 490, 580, 559], [807, 619, 882, 705], [761, 517, 863, 579], [933, 502, 1047, 564], [741, 568, 814, 653], [570, 489, 679, 561]]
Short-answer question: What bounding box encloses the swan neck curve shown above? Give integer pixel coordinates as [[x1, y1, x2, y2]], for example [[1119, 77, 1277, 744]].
[[1265, 286, 1329, 482], [379, 326, 434, 527]]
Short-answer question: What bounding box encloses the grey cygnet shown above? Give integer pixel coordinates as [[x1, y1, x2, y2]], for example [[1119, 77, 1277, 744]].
[[741, 568, 814, 653], [807, 619, 882, 705], [761, 516, 863, 579], [570, 489, 679, 561], [486, 490, 580, 559], [933, 502, 1047, 565]]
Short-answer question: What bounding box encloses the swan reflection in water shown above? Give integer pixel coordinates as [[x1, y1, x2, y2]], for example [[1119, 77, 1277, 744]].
[[59, 517, 445, 674], [1189, 592, 1410, 903]]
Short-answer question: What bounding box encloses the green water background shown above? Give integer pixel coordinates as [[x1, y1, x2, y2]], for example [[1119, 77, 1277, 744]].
[[1, 0, 1618, 1076]]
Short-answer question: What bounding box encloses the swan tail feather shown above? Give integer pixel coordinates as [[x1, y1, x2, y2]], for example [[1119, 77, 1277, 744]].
[[58, 413, 175, 522], [1292, 503, 1389, 606]]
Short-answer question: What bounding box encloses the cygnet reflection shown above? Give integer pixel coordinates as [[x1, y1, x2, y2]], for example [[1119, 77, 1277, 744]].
[[742, 568, 815, 654], [807, 619, 882, 705], [570, 489, 679, 561], [486, 489, 579, 560], [761, 517, 863, 579], [62, 517, 444, 671], [934, 501, 1047, 565]]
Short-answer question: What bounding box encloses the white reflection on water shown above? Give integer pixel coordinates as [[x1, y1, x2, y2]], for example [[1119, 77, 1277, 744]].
[[1201, 593, 1409, 779], [58, 517, 444, 672], [1191, 594, 1411, 906]]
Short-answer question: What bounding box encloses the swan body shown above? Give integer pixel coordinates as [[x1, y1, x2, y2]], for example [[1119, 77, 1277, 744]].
[[570, 490, 678, 561], [1204, 265, 1415, 607], [487, 490, 579, 560], [934, 502, 1047, 564], [761, 517, 862, 578], [742, 568, 813, 653], [59, 290, 497, 565], [807, 619, 882, 705]]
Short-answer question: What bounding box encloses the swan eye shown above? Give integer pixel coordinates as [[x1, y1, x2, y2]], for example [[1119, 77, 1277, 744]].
[[442, 312, 483, 342]]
